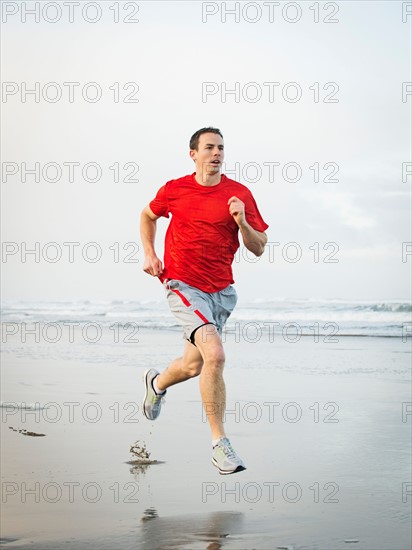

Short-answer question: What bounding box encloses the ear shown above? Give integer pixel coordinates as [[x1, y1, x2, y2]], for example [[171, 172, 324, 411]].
[[189, 149, 196, 161]]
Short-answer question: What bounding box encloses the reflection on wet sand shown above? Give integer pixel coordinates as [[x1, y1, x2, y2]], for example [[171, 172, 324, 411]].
[[139, 510, 244, 549]]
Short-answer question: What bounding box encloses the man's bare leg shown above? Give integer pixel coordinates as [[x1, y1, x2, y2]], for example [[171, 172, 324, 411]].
[[145, 323, 245, 472], [194, 324, 226, 441], [156, 323, 226, 439], [156, 340, 203, 391]]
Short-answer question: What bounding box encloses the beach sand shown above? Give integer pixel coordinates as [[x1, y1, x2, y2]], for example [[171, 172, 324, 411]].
[[1, 326, 411, 549]]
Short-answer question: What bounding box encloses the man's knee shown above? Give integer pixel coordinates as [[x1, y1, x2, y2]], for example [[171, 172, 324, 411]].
[[194, 325, 225, 366], [200, 343, 226, 368]]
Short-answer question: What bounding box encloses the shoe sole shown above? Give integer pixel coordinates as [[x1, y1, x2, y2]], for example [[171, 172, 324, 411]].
[[142, 369, 154, 420], [211, 458, 247, 475]]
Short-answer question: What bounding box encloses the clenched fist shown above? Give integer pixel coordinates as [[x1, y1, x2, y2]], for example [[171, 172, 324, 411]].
[[143, 254, 163, 277], [228, 196, 246, 227]]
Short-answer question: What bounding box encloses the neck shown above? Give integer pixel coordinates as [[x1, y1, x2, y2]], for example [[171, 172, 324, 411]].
[[194, 171, 221, 187]]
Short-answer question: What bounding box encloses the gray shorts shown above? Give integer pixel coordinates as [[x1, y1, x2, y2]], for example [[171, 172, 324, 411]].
[[163, 279, 238, 344]]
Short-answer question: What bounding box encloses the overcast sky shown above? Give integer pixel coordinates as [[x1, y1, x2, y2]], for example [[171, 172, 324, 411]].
[[1, 1, 411, 303]]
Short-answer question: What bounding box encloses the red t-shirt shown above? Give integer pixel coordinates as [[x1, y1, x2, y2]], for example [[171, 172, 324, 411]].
[[149, 173, 269, 293]]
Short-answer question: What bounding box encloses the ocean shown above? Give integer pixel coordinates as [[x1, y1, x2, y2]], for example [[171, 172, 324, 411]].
[[1, 298, 411, 338]]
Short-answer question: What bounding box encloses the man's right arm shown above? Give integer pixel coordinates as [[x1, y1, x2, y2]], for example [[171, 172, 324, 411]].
[[140, 205, 163, 277]]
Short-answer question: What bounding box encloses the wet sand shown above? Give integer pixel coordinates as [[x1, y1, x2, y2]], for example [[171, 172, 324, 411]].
[[1, 327, 411, 549]]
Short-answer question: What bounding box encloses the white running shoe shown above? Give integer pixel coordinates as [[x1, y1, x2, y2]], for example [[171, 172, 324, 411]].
[[212, 437, 246, 475], [142, 369, 166, 421]]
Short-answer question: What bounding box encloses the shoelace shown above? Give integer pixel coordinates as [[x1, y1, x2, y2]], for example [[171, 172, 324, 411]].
[[219, 439, 236, 459], [151, 394, 166, 406]]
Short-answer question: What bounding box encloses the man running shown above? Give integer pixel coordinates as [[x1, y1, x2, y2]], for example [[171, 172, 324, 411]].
[[140, 127, 269, 474]]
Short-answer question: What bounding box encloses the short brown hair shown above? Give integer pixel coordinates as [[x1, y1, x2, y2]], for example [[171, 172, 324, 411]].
[[189, 127, 223, 151]]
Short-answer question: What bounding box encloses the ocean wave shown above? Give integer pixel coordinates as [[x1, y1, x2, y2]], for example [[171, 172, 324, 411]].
[[1, 299, 410, 338]]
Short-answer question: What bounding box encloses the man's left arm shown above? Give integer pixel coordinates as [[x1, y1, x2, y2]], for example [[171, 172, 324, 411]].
[[228, 196, 268, 257]]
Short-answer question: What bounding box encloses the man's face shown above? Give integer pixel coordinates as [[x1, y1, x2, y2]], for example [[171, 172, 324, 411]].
[[190, 133, 224, 175]]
